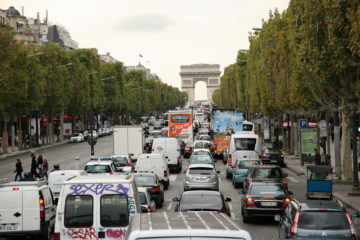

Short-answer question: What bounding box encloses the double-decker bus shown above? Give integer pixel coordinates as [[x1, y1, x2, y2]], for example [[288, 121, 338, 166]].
[[168, 112, 193, 143]]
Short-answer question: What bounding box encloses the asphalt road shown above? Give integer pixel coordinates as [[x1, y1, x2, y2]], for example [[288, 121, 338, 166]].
[[0, 135, 308, 240]]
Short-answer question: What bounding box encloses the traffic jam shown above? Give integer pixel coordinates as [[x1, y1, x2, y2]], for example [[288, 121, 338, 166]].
[[0, 105, 359, 240]]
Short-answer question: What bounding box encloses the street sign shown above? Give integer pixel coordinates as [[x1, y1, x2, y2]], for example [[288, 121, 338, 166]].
[[299, 119, 307, 129], [318, 120, 326, 129], [300, 128, 317, 154]]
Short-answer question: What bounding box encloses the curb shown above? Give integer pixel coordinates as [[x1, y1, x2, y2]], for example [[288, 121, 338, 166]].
[[285, 155, 360, 213], [0, 141, 69, 161]]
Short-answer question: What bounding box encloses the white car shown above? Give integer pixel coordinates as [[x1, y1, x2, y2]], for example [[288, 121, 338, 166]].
[[138, 187, 156, 212], [84, 160, 118, 175], [69, 133, 84, 143]]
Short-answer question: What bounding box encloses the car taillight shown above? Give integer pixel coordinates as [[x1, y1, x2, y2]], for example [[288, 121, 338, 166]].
[[54, 232, 60, 240], [126, 162, 132, 166], [185, 148, 190, 151], [151, 187, 160, 192], [245, 197, 256, 207], [147, 205, 152, 212], [282, 197, 291, 207], [259, 154, 267, 158], [108, 172, 113, 175], [346, 212, 357, 237], [39, 198, 45, 219], [227, 154, 232, 166], [164, 170, 168, 177], [282, 177, 287, 186], [280, 155, 284, 158], [290, 211, 299, 236]]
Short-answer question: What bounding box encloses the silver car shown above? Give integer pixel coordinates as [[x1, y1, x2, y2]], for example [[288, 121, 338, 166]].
[[184, 164, 219, 191]]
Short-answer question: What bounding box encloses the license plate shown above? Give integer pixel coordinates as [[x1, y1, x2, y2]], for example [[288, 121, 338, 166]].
[[261, 202, 277, 207], [196, 178, 207, 182]]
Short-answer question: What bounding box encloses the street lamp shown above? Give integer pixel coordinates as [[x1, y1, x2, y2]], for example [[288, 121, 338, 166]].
[[252, 27, 263, 31], [348, 93, 360, 195], [87, 71, 99, 155]]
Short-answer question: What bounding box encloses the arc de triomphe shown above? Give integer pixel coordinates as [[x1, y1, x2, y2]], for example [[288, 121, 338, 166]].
[[180, 64, 221, 106]]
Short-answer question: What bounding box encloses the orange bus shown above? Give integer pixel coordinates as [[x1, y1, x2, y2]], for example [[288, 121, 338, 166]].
[[168, 112, 193, 142]]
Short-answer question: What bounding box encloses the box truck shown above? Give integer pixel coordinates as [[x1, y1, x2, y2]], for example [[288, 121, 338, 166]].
[[113, 126, 144, 160]]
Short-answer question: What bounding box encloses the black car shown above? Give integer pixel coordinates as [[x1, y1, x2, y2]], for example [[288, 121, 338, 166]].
[[183, 142, 194, 158], [173, 190, 231, 217], [133, 173, 165, 208], [243, 165, 288, 191], [241, 182, 291, 223], [259, 148, 285, 167], [277, 199, 358, 239]]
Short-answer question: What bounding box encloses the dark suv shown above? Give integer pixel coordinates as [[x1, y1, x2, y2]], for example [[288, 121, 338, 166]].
[[243, 165, 288, 191], [277, 199, 358, 239]]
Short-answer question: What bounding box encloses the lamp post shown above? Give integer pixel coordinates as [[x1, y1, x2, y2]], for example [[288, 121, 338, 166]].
[[348, 93, 360, 195], [88, 71, 99, 155]]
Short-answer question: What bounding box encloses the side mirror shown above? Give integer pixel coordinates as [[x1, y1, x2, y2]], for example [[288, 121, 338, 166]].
[[288, 191, 294, 195], [53, 198, 59, 206], [172, 197, 179, 202], [274, 214, 281, 222], [225, 197, 232, 202]]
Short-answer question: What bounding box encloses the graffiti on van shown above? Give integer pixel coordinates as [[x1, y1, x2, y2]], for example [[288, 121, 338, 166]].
[[67, 227, 98, 240], [106, 229, 127, 239], [128, 196, 136, 215], [68, 183, 129, 196]]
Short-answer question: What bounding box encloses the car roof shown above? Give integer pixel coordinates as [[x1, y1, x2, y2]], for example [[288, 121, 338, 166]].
[[299, 200, 344, 211], [133, 173, 157, 177], [137, 187, 150, 193], [188, 164, 214, 169], [193, 149, 211, 153], [249, 182, 284, 187], [232, 132, 258, 138], [252, 164, 281, 169], [86, 160, 113, 165], [64, 175, 133, 184], [0, 180, 48, 188], [182, 190, 221, 196]]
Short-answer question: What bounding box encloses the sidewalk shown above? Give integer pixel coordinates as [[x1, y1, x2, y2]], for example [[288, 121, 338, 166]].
[[285, 153, 360, 213], [0, 140, 69, 161]]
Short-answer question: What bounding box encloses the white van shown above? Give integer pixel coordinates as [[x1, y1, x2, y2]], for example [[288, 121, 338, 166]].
[[228, 132, 261, 168], [126, 212, 252, 240], [0, 181, 56, 240], [135, 154, 170, 189], [152, 137, 182, 173], [48, 170, 87, 201], [54, 175, 140, 240]]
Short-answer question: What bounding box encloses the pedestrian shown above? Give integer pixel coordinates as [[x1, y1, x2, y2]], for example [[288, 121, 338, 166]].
[[37, 152, 44, 178], [42, 158, 49, 179], [14, 159, 23, 181], [51, 163, 60, 172], [314, 148, 321, 165], [30, 153, 40, 179], [321, 151, 327, 165]]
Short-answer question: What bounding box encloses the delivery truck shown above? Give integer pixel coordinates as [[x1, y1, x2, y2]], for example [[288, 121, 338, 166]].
[[113, 125, 144, 160]]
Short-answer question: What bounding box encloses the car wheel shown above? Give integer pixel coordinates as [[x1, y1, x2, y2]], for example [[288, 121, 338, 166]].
[[234, 182, 239, 189], [41, 222, 51, 240], [243, 214, 251, 223]]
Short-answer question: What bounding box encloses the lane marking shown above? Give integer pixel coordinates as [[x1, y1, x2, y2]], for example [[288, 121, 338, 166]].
[[170, 175, 177, 182], [287, 176, 300, 183], [167, 202, 173, 210]]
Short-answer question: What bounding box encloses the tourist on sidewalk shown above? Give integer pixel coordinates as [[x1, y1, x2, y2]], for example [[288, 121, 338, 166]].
[[314, 148, 321, 165], [30, 153, 40, 179], [43, 158, 49, 179], [37, 152, 44, 177], [14, 159, 23, 181]]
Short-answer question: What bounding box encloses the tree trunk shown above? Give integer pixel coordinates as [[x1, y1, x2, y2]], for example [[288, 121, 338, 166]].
[[340, 108, 352, 181], [326, 111, 331, 156], [2, 110, 8, 154], [18, 115, 23, 151], [60, 109, 64, 141]]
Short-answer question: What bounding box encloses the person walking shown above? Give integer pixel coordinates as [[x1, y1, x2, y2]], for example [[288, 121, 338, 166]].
[[42, 158, 49, 179], [30, 153, 40, 179], [314, 148, 321, 165], [14, 159, 23, 181], [37, 152, 44, 178]]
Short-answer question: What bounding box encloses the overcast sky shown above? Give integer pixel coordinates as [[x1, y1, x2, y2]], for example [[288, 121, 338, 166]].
[[1, 0, 290, 100]]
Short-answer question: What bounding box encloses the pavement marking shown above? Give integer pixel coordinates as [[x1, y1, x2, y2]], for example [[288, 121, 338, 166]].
[[170, 175, 177, 182], [287, 176, 300, 183], [167, 202, 173, 210]]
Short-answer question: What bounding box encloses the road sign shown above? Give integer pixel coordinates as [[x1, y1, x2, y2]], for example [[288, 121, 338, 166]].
[[299, 119, 307, 129], [318, 120, 326, 129]]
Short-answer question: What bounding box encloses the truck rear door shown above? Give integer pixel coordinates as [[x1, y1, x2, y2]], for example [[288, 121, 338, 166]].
[[22, 189, 40, 231], [0, 186, 23, 232]]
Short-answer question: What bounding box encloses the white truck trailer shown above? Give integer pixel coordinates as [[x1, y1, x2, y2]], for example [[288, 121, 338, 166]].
[[113, 125, 144, 160]]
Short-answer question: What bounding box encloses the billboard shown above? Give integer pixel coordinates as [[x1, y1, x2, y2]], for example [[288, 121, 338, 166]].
[[300, 128, 317, 154], [213, 112, 244, 134]]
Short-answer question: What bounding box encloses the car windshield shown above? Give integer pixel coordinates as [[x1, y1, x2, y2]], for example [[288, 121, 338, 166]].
[[192, 151, 210, 156], [253, 168, 282, 178], [138, 192, 148, 205], [150, 132, 162, 138], [190, 155, 212, 164], [185, 142, 193, 147], [243, 124, 253, 131], [249, 185, 285, 195], [238, 160, 260, 168], [188, 167, 214, 175], [200, 136, 210, 140], [234, 138, 256, 151], [180, 194, 223, 211], [72, 133, 80, 137], [112, 157, 128, 165], [194, 142, 206, 149], [84, 165, 111, 173], [135, 176, 156, 186], [264, 148, 281, 154], [298, 211, 350, 230], [171, 114, 190, 123]]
